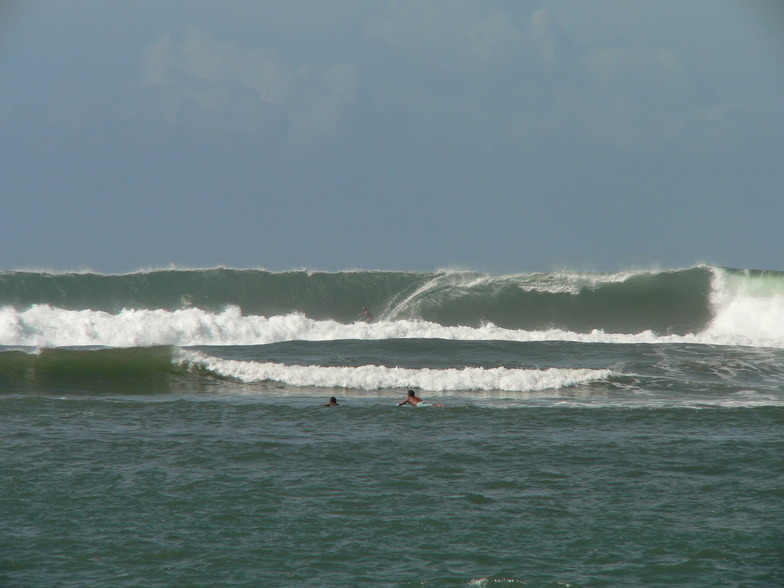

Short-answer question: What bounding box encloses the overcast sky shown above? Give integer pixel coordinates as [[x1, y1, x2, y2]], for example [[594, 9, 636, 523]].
[[1, 0, 783, 273]]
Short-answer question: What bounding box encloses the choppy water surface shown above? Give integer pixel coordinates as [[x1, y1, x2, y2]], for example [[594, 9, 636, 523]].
[[2, 266, 783, 586]]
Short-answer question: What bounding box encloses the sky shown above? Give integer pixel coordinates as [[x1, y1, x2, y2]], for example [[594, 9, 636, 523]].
[[1, 0, 783, 274]]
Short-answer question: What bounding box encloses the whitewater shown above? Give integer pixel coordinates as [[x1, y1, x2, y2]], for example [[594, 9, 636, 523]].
[[1, 264, 783, 404], [3, 264, 783, 587], [2, 265, 784, 348]]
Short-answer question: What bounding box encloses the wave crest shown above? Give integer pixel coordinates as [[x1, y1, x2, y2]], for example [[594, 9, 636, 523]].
[[1, 266, 784, 347]]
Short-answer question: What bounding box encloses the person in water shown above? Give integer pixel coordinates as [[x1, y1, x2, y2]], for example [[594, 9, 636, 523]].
[[359, 306, 373, 323], [323, 397, 339, 407], [398, 390, 443, 407]]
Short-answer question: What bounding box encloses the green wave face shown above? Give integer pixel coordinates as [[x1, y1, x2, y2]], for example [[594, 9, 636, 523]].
[[0, 266, 728, 334]]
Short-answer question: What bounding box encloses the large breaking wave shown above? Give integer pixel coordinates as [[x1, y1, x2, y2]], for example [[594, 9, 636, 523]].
[[1, 265, 783, 347]]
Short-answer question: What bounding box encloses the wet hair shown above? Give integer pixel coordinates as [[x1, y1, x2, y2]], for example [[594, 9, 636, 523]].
[[329, 397, 337, 403], [408, 390, 416, 396]]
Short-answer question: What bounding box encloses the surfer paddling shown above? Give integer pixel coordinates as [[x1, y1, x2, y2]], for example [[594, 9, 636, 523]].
[[397, 389, 443, 407], [323, 396, 339, 407]]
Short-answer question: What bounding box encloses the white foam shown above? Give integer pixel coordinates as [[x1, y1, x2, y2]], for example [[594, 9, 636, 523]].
[[2, 302, 784, 348], [175, 348, 612, 393], [703, 269, 784, 346]]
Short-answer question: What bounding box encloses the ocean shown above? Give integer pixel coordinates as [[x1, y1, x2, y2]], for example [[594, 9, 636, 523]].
[[1, 265, 782, 587]]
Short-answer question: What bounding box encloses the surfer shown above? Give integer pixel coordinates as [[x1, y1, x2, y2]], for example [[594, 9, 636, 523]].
[[323, 396, 339, 407], [397, 389, 443, 407], [359, 306, 373, 323]]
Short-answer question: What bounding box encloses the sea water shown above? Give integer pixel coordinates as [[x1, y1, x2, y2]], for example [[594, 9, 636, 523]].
[[1, 266, 782, 586]]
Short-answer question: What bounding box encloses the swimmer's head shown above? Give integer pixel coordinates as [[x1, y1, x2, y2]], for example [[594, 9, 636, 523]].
[[408, 390, 416, 396]]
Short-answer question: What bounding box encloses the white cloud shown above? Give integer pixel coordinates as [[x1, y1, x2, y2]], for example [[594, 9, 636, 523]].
[[140, 28, 358, 145], [143, 29, 292, 104], [527, 7, 558, 66], [581, 45, 696, 100], [131, 4, 769, 158], [364, 1, 525, 71], [496, 6, 735, 153]]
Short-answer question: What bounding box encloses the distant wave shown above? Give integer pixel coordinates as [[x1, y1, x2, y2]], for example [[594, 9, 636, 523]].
[[0, 346, 180, 394], [0, 345, 612, 396], [1, 266, 784, 347], [3, 344, 782, 406], [176, 349, 613, 393]]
